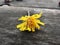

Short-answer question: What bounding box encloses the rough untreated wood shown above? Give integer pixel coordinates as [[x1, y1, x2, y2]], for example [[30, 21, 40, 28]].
[[0, 6, 60, 45], [0, 0, 60, 8]]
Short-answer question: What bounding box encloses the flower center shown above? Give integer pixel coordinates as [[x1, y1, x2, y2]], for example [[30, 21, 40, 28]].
[[27, 17, 36, 28]]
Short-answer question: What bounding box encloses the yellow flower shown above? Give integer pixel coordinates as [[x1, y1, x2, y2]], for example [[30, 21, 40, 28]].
[[16, 11, 45, 32]]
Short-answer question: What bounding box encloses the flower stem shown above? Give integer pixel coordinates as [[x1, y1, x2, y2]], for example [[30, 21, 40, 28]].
[[28, 11, 30, 16]]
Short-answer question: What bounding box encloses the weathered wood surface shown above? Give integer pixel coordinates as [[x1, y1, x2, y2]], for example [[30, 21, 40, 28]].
[[0, 0, 60, 8], [0, 6, 60, 45]]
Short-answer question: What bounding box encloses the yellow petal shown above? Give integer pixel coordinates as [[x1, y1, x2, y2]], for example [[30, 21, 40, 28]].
[[20, 27, 26, 31], [19, 23, 26, 31], [16, 24, 22, 28], [32, 28, 35, 32], [39, 11, 43, 18], [19, 28, 24, 31], [27, 27, 31, 31], [16, 22, 26, 28], [18, 15, 28, 21], [32, 14, 40, 18], [36, 24, 40, 29], [32, 11, 42, 18], [36, 20, 45, 26]]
